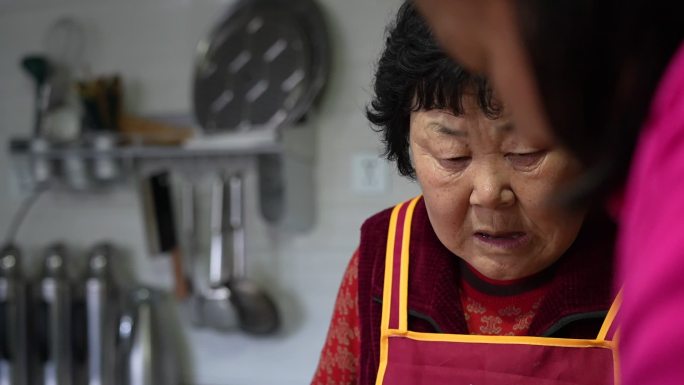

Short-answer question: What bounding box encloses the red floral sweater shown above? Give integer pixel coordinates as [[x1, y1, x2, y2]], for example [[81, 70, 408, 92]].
[[311, 251, 551, 384], [310, 251, 361, 385]]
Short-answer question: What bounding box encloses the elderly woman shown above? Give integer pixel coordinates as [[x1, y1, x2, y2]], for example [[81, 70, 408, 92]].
[[311, 3, 618, 385]]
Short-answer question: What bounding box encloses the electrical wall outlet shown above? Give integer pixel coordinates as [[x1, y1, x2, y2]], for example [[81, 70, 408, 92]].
[[351, 153, 388, 194]]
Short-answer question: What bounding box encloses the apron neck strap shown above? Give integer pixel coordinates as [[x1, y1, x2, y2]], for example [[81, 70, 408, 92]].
[[380, 196, 421, 334], [597, 289, 622, 341], [380, 196, 623, 342]]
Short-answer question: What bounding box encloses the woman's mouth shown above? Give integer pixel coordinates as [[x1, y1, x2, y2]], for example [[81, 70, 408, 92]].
[[473, 231, 531, 250]]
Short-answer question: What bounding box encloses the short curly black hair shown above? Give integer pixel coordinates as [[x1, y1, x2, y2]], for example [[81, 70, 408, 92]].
[[366, 2, 501, 178]]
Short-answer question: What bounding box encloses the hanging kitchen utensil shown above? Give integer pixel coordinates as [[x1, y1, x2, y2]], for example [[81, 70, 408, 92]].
[[139, 171, 190, 300], [35, 243, 73, 385], [223, 173, 279, 335], [194, 173, 279, 334], [84, 243, 117, 385], [193, 0, 329, 133], [0, 244, 28, 385], [208, 176, 228, 288], [117, 288, 166, 385], [178, 178, 197, 295], [191, 176, 236, 331]]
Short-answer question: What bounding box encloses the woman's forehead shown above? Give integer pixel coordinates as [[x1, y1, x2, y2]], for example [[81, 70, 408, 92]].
[[413, 108, 510, 133], [411, 108, 549, 149]]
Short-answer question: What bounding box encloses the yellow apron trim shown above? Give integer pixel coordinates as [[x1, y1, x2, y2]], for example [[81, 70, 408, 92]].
[[398, 196, 420, 333], [380, 203, 401, 331], [392, 330, 615, 349], [597, 289, 622, 341], [375, 202, 403, 385], [612, 329, 621, 385], [376, 195, 621, 385]]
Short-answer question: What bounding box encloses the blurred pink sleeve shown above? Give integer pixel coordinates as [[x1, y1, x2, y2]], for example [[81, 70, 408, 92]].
[[617, 42, 684, 385]]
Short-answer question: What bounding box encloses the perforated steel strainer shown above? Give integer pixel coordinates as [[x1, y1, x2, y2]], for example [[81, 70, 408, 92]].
[[193, 0, 329, 133]]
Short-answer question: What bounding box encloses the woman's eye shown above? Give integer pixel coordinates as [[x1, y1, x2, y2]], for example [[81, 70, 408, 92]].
[[506, 151, 546, 169], [438, 156, 471, 170]]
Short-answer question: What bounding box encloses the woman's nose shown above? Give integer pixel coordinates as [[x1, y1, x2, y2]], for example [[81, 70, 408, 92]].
[[469, 166, 515, 209]]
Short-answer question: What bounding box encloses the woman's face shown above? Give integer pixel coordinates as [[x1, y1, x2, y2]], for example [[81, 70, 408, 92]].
[[410, 100, 584, 280]]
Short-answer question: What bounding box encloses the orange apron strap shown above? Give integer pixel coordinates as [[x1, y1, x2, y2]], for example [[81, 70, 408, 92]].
[[376, 196, 421, 385], [379, 202, 403, 333], [597, 289, 622, 342], [397, 197, 420, 332], [379, 196, 421, 333]]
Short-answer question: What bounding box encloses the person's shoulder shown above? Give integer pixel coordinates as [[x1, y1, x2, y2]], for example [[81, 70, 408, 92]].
[[358, 205, 397, 252], [360, 197, 425, 235], [360, 205, 395, 233], [359, 197, 417, 242], [358, 205, 397, 296]]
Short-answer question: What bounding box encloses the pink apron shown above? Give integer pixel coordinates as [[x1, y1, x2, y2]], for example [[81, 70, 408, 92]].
[[375, 197, 621, 385]]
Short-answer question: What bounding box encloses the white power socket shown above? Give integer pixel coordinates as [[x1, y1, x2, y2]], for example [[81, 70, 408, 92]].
[[351, 153, 388, 194]]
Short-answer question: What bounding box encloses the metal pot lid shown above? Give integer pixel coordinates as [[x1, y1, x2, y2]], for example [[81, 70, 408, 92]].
[[193, 0, 330, 133]]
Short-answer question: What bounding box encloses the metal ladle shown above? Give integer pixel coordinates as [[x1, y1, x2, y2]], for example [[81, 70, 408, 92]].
[[208, 173, 279, 335]]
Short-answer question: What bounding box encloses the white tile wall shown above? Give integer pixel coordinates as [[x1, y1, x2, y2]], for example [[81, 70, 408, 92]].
[[0, 0, 418, 383]]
